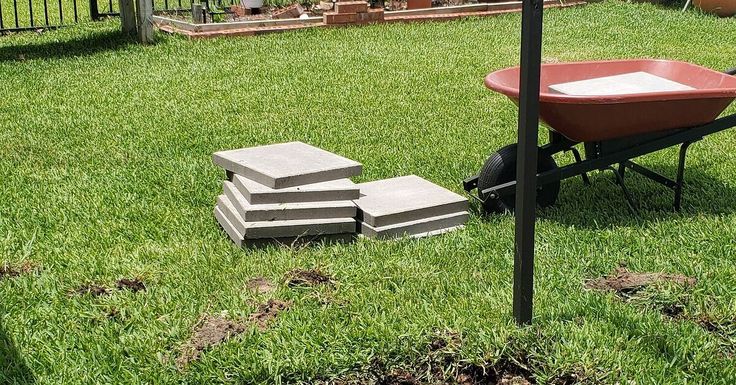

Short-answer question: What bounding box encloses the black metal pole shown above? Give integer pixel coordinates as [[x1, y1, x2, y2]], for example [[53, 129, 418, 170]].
[[89, 0, 99, 20], [513, 0, 543, 325]]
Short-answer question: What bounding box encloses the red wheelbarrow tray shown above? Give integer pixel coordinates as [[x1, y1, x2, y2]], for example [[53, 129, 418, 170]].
[[485, 59, 736, 142]]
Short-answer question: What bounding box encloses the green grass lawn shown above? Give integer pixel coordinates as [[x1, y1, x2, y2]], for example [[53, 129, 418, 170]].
[[2, 2, 736, 383]]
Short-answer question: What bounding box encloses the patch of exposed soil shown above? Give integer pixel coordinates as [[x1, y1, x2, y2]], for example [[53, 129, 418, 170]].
[[0, 261, 36, 280], [72, 283, 111, 297], [323, 351, 557, 385], [549, 372, 585, 385], [383, 369, 420, 385], [0, 265, 21, 279], [661, 303, 686, 319], [697, 317, 735, 339], [585, 267, 696, 296], [456, 357, 535, 385], [116, 278, 146, 293], [696, 316, 736, 356], [428, 330, 461, 352], [106, 307, 121, 320], [175, 299, 291, 367], [249, 299, 291, 330], [176, 314, 247, 368], [287, 268, 333, 287], [245, 276, 277, 294]]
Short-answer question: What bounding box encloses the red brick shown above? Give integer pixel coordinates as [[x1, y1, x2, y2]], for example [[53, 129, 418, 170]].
[[272, 3, 304, 19], [229, 5, 250, 16], [407, 0, 431, 9], [356, 8, 384, 23], [334, 1, 368, 13], [323, 11, 358, 24]]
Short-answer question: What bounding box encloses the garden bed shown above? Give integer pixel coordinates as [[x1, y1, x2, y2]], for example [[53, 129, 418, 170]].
[[153, 0, 585, 38]]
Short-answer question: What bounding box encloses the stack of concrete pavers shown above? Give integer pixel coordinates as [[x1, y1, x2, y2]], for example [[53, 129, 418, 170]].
[[323, 0, 384, 25], [212, 142, 362, 247], [354, 175, 469, 239]]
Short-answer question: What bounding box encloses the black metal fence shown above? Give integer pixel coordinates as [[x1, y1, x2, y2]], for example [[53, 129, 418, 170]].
[[90, 0, 118, 19], [151, 0, 241, 21], [0, 0, 79, 32], [0, 0, 240, 34]]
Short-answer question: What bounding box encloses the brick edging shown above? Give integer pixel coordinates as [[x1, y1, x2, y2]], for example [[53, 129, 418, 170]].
[[154, 1, 586, 39]]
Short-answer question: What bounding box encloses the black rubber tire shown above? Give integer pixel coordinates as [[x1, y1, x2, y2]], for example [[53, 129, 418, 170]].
[[477, 143, 560, 214]]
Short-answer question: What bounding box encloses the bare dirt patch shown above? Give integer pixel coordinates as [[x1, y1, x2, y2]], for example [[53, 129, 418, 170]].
[[106, 307, 121, 320], [585, 267, 696, 296], [176, 314, 247, 369], [71, 283, 111, 297], [287, 268, 333, 287], [697, 317, 735, 340], [322, 348, 584, 385], [0, 261, 36, 280], [249, 299, 291, 330], [116, 278, 146, 293], [176, 299, 291, 368], [245, 276, 277, 294], [661, 303, 686, 319], [428, 330, 462, 352], [382, 368, 420, 385], [695, 316, 736, 356], [455, 357, 535, 385]]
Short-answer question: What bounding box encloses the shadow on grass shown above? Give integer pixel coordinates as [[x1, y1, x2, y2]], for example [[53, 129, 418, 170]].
[[541, 161, 736, 228], [0, 317, 35, 384], [0, 29, 134, 62]]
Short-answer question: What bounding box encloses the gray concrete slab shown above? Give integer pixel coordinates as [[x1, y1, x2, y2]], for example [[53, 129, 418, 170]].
[[215, 206, 354, 248], [410, 225, 464, 239], [217, 193, 250, 235], [242, 233, 355, 249], [214, 205, 245, 248], [354, 175, 469, 227], [222, 182, 357, 222], [213, 142, 362, 189], [359, 211, 468, 239], [358, 225, 464, 240], [217, 195, 356, 238], [233, 174, 360, 204]]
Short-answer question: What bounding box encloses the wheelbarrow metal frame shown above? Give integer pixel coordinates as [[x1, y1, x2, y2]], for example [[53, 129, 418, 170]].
[[463, 111, 736, 211]]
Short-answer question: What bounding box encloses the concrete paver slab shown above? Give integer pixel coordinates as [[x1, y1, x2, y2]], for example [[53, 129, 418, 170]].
[[213, 142, 362, 189]]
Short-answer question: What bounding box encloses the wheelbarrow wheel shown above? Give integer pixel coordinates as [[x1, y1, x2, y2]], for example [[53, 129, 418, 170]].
[[477, 144, 560, 214]]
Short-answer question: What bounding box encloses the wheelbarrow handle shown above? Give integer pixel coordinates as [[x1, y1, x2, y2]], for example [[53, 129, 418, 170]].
[[726, 67, 736, 76]]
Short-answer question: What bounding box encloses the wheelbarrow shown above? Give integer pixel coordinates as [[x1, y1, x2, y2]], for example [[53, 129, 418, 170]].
[[463, 59, 736, 213]]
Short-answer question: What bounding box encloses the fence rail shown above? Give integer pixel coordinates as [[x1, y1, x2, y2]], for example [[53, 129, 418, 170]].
[[0, 0, 79, 32], [0, 0, 241, 33]]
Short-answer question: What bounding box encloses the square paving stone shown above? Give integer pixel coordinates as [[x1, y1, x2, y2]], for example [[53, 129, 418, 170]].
[[359, 212, 468, 239], [213, 142, 362, 189], [216, 194, 356, 239], [359, 211, 469, 239], [222, 181, 356, 222], [354, 175, 469, 227], [214, 206, 354, 248], [232, 174, 359, 204]]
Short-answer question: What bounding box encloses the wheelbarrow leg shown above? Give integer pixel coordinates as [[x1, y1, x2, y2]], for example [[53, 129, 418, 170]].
[[674, 141, 693, 211], [617, 162, 626, 182], [608, 166, 638, 213], [570, 147, 591, 186]]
